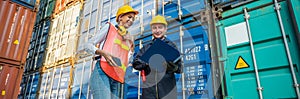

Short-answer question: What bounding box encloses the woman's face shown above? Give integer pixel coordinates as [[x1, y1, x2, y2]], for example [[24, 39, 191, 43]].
[[119, 13, 135, 29]]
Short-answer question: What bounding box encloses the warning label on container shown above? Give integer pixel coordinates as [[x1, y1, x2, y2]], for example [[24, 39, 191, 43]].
[[235, 56, 249, 69], [13, 40, 19, 45], [1, 90, 5, 95]]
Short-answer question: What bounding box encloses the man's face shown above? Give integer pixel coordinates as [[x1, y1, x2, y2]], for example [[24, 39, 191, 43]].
[[119, 13, 135, 29], [151, 23, 167, 39]]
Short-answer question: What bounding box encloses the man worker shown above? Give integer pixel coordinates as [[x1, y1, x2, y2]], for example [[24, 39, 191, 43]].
[[84, 5, 138, 99], [132, 15, 182, 99]]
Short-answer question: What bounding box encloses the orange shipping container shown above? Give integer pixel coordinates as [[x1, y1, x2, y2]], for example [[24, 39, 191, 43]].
[[53, 0, 82, 17], [0, 0, 36, 65], [0, 64, 24, 99]]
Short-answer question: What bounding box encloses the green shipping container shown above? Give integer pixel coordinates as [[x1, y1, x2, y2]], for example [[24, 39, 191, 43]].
[[35, 0, 56, 24], [216, 0, 300, 99]]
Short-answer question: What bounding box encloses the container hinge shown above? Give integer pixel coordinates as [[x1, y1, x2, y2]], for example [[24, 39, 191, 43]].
[[244, 8, 250, 19], [294, 84, 299, 88], [274, 1, 281, 10], [257, 87, 263, 91]]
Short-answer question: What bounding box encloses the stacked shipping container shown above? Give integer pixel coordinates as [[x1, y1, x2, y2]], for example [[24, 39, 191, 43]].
[[15, 0, 300, 99], [0, 0, 37, 67], [44, 2, 81, 66], [18, 71, 40, 99], [0, 0, 37, 99], [38, 63, 73, 98], [18, 0, 55, 98], [38, 0, 83, 99], [24, 19, 51, 73]]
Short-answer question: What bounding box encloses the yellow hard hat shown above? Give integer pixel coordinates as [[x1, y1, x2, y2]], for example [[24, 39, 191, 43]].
[[116, 5, 139, 22], [150, 15, 168, 26]]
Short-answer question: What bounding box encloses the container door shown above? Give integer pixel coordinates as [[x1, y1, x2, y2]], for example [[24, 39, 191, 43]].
[[218, 0, 300, 98]]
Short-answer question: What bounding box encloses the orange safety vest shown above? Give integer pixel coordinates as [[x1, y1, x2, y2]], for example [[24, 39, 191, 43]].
[[99, 22, 133, 83]]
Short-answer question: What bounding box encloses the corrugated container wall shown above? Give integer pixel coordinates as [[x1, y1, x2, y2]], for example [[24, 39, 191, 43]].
[[216, 0, 300, 98], [24, 0, 55, 72], [99, 0, 125, 26], [18, 71, 40, 99], [53, 0, 82, 17], [19, 0, 55, 98], [163, 1, 214, 98], [0, 0, 37, 66], [0, 64, 24, 99], [35, 0, 56, 24], [0, 0, 37, 99], [44, 2, 82, 66], [38, 64, 74, 99], [72, 56, 94, 99], [20, 19, 51, 98], [10, 0, 37, 9], [24, 19, 51, 73]]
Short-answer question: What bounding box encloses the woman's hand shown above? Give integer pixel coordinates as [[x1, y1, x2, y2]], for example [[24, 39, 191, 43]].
[[95, 50, 118, 66]]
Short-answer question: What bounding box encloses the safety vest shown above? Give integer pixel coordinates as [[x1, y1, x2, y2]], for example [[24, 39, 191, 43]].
[[99, 22, 133, 83]]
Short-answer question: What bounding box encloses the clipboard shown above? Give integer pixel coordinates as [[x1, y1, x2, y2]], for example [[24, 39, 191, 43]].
[[93, 55, 122, 67], [111, 56, 122, 67], [140, 39, 180, 63]]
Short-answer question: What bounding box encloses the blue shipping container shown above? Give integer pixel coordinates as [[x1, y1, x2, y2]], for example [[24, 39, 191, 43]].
[[162, 0, 206, 20], [35, 0, 55, 24], [124, 0, 215, 99], [24, 19, 51, 73], [11, 0, 37, 9], [18, 72, 40, 99]]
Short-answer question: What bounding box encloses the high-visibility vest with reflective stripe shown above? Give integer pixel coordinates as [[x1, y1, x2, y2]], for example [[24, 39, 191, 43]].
[[99, 22, 132, 83]]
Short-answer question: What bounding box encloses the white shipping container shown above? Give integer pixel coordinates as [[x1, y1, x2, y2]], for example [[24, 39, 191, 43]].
[[38, 68, 54, 99], [45, 2, 82, 65]]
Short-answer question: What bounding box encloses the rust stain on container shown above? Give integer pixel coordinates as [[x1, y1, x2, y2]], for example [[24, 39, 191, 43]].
[[0, 0, 36, 65], [0, 64, 24, 99]]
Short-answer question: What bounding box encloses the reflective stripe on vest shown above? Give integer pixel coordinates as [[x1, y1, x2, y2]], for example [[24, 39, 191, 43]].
[[114, 39, 130, 51]]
